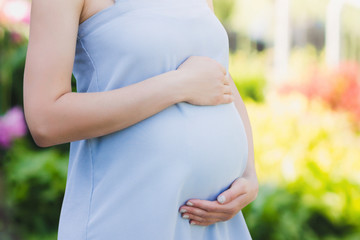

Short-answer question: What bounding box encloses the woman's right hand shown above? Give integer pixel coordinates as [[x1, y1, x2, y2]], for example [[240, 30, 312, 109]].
[[176, 56, 234, 106]]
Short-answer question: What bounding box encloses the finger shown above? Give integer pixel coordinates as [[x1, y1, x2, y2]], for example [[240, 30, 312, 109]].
[[222, 94, 234, 104], [223, 85, 232, 94], [185, 199, 225, 213], [183, 199, 241, 219], [217, 178, 248, 205], [179, 206, 229, 220], [189, 219, 215, 226], [181, 212, 203, 222], [223, 74, 230, 85], [181, 212, 219, 224], [179, 206, 209, 218]]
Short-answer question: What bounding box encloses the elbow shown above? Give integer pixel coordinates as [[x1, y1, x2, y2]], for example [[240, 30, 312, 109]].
[[25, 112, 58, 147], [32, 129, 52, 148], [29, 123, 55, 148], [24, 93, 66, 147]]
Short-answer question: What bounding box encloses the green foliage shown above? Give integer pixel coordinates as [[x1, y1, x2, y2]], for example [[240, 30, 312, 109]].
[[3, 139, 68, 237], [234, 75, 266, 103], [229, 51, 267, 102], [244, 185, 315, 240], [71, 74, 77, 92], [213, 0, 236, 26], [0, 26, 27, 114], [244, 171, 360, 240]]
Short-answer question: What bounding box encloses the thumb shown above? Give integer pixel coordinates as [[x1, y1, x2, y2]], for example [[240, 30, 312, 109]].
[[217, 178, 247, 205]]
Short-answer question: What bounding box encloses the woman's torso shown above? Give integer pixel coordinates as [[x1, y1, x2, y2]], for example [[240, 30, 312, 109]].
[[58, 0, 250, 239]]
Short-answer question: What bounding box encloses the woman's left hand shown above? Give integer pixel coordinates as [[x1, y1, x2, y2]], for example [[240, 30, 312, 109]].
[[178, 176, 259, 226]]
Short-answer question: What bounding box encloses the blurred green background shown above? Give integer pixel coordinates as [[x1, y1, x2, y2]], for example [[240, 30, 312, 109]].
[[1, 0, 359, 239]]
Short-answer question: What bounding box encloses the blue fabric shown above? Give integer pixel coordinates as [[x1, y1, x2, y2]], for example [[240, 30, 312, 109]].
[[58, 0, 251, 239]]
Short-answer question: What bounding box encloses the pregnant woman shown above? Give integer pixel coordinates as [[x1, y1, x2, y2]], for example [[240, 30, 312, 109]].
[[23, 0, 258, 239]]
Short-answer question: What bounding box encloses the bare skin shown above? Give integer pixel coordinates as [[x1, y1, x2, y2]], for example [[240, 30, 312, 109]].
[[23, 0, 258, 227]]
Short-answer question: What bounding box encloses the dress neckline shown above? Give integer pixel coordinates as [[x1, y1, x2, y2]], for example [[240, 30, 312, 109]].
[[77, 0, 208, 39]]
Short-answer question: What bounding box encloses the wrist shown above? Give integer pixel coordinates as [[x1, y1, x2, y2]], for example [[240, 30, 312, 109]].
[[170, 69, 189, 103]]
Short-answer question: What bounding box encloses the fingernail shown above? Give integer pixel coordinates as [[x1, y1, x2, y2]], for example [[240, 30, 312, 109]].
[[180, 209, 187, 213], [186, 201, 193, 206], [190, 221, 196, 225], [217, 195, 226, 204], [183, 214, 189, 219]]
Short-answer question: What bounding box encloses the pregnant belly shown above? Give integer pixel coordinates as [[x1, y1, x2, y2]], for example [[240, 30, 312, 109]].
[[91, 102, 248, 202]]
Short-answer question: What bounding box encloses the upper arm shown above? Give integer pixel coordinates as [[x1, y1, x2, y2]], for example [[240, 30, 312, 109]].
[[23, 0, 83, 131], [206, 0, 214, 12]]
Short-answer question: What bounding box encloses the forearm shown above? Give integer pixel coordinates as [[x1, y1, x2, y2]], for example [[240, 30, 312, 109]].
[[228, 73, 257, 180], [24, 70, 183, 147]]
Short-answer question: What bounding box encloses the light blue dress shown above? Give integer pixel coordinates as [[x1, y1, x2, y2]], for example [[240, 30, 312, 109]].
[[58, 0, 251, 239]]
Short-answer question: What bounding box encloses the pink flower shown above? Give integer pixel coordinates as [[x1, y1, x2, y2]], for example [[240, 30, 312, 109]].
[[0, 124, 12, 148], [10, 31, 23, 44], [0, 106, 27, 149]]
